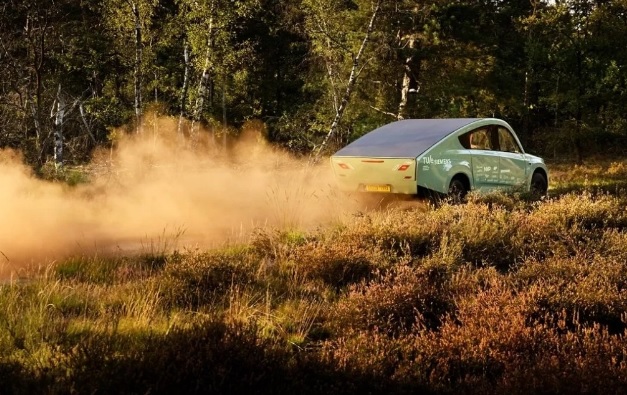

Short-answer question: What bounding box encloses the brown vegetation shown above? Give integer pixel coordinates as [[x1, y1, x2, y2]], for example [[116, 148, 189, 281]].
[[2, 129, 627, 394]]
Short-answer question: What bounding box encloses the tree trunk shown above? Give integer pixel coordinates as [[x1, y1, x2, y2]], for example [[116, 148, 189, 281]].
[[79, 103, 97, 144], [192, 7, 214, 140], [29, 95, 41, 147], [312, 0, 381, 163], [397, 34, 419, 120], [132, 1, 143, 134], [52, 84, 64, 167], [177, 40, 191, 136], [222, 73, 227, 149], [25, 12, 46, 158]]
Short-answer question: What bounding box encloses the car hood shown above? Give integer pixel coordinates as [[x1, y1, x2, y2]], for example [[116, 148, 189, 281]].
[[525, 153, 545, 164]]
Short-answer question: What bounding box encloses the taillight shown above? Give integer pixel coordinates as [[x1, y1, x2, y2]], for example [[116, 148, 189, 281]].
[[396, 163, 412, 171], [338, 162, 352, 170]]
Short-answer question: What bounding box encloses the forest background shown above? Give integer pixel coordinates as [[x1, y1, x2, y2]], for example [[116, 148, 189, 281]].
[[5, 2, 627, 393], [2, 0, 626, 170]]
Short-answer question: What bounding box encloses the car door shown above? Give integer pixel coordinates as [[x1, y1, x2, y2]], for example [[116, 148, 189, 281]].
[[496, 127, 527, 188], [464, 127, 501, 191]]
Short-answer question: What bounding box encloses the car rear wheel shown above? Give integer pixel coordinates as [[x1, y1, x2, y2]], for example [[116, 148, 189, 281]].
[[530, 172, 548, 198], [448, 178, 467, 203]]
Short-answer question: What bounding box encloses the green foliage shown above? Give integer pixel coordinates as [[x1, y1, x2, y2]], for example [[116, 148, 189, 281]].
[[5, 1, 627, 390], [39, 163, 90, 186], [2, 0, 627, 161]]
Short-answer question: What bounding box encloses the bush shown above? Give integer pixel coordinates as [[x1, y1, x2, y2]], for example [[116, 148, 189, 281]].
[[5, 187, 627, 394], [161, 249, 258, 309], [329, 262, 455, 336]]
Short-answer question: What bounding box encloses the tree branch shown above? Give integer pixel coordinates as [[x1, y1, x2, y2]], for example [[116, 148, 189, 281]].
[[311, 0, 382, 163]]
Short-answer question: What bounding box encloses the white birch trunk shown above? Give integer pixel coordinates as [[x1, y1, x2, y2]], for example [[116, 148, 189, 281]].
[[177, 40, 191, 136], [325, 55, 339, 114], [312, 0, 381, 162], [191, 7, 214, 140], [397, 34, 417, 120], [132, 1, 143, 134], [52, 84, 64, 167], [222, 73, 227, 149]]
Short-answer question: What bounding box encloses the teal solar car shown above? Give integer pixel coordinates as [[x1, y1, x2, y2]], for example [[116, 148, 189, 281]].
[[330, 118, 548, 200]]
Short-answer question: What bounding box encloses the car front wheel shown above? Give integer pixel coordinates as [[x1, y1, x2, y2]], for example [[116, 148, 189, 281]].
[[530, 172, 548, 197]]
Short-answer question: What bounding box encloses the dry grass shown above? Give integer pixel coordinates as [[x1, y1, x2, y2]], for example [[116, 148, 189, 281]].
[[1, 160, 627, 393]]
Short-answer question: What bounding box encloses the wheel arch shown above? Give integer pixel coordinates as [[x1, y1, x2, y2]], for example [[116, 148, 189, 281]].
[[529, 166, 549, 195], [531, 167, 548, 183], [448, 171, 472, 193]]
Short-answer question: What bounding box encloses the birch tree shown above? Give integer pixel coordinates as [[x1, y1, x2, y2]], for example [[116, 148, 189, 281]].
[[177, 40, 191, 136], [101, 0, 158, 134], [186, 0, 216, 139], [51, 84, 65, 167], [306, 0, 382, 161], [23, 1, 54, 153], [131, 1, 143, 133], [179, 0, 260, 145], [368, 1, 444, 121]]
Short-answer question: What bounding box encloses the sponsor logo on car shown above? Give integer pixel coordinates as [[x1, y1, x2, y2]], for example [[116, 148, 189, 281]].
[[422, 156, 452, 165]]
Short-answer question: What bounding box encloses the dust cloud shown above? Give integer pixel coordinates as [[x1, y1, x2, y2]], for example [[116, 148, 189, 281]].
[[0, 117, 365, 278]]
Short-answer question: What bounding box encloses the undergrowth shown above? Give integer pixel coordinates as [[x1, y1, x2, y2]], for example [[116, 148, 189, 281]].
[[2, 163, 627, 394]]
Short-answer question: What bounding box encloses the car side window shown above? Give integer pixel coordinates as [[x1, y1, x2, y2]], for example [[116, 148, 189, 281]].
[[459, 128, 493, 150], [458, 132, 471, 149], [470, 128, 493, 150], [497, 127, 522, 153]]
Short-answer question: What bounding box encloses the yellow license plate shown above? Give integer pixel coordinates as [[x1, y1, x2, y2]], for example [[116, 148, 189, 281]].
[[365, 184, 391, 192]]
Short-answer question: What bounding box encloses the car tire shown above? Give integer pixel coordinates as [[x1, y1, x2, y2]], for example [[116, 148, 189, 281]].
[[530, 172, 548, 198], [448, 178, 467, 203]]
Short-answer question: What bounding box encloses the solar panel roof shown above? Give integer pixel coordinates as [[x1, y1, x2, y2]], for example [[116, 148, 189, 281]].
[[333, 118, 483, 158]]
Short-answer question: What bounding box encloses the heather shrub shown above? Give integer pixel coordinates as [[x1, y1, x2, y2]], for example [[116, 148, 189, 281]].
[[329, 261, 455, 336], [529, 192, 627, 231], [320, 329, 419, 387], [322, 281, 545, 393], [11, 320, 291, 394], [596, 229, 627, 260], [161, 248, 258, 309], [408, 285, 627, 394], [440, 203, 520, 269], [550, 159, 627, 194], [290, 234, 394, 289], [514, 254, 627, 333], [250, 228, 310, 264], [466, 189, 525, 210], [498, 193, 627, 262], [5, 169, 627, 394], [354, 208, 444, 258], [407, 284, 551, 393]]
